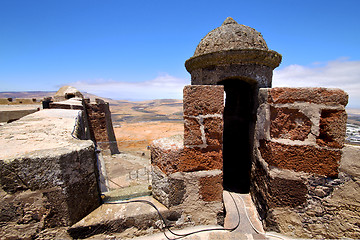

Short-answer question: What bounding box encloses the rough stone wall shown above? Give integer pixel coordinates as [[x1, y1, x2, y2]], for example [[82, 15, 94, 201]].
[[189, 62, 274, 88], [252, 87, 359, 239], [84, 99, 119, 154], [150, 85, 224, 226], [0, 110, 101, 239], [0, 98, 42, 123], [0, 108, 40, 123]]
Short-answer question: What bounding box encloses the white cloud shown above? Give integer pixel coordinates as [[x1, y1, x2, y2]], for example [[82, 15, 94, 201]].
[[273, 59, 360, 108], [69, 73, 190, 100], [69, 59, 360, 108]]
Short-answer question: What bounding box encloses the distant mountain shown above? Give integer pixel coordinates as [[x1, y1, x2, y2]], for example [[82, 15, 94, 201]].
[[0, 91, 183, 124], [0, 91, 56, 99]]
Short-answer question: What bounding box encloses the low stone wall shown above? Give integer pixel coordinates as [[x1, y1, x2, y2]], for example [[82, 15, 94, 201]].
[[150, 85, 224, 226], [0, 109, 101, 239], [252, 87, 359, 239], [0, 98, 41, 105], [49, 98, 119, 154], [0, 106, 40, 123]]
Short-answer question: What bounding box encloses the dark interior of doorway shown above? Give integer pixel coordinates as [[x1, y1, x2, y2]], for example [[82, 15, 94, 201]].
[[220, 79, 257, 194]]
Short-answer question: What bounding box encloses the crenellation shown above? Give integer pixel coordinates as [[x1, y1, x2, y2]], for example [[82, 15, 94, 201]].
[[267, 87, 349, 106]]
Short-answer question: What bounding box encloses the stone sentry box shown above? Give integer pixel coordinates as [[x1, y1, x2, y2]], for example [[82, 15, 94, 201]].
[[151, 17, 358, 238], [185, 17, 281, 194]]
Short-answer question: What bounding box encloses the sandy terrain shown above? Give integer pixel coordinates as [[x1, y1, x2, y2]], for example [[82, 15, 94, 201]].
[[114, 121, 184, 152]]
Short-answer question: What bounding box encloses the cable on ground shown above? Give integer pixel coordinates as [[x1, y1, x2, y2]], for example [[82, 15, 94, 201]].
[[105, 190, 241, 240]]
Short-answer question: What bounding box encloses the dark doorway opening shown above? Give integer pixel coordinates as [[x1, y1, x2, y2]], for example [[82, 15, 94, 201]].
[[65, 93, 76, 99], [220, 79, 258, 193]]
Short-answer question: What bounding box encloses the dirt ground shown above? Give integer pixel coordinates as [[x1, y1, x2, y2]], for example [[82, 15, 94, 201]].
[[114, 121, 184, 153]]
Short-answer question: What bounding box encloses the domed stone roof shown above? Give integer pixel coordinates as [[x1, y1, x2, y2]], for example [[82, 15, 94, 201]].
[[185, 17, 281, 74], [53, 86, 83, 102], [193, 17, 268, 57]]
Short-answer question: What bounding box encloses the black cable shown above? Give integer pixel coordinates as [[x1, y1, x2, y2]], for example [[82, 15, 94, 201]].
[[105, 190, 241, 240], [164, 191, 240, 239]]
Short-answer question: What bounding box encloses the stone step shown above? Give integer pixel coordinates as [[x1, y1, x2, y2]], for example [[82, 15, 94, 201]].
[[102, 184, 152, 202], [68, 196, 172, 239], [223, 191, 264, 234]]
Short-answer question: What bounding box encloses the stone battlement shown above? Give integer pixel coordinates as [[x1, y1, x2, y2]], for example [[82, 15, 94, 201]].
[[0, 97, 42, 105]]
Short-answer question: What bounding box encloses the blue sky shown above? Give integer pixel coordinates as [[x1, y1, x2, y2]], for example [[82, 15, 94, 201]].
[[0, 0, 359, 108]]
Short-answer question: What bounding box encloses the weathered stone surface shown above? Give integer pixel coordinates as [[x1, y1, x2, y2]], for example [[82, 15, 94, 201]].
[[253, 144, 360, 239], [184, 117, 202, 146], [179, 147, 222, 172], [68, 196, 173, 239], [203, 117, 223, 147], [0, 109, 101, 228], [270, 106, 312, 141], [316, 109, 347, 148], [340, 144, 360, 178], [169, 170, 224, 226], [199, 174, 223, 202], [322, 176, 360, 239], [189, 64, 275, 87], [268, 177, 307, 207], [193, 17, 268, 57], [259, 140, 341, 177], [85, 99, 119, 154], [150, 135, 183, 174], [0, 189, 49, 240], [265, 208, 308, 238], [183, 85, 224, 117], [267, 87, 348, 106], [265, 172, 360, 239], [151, 166, 186, 208]]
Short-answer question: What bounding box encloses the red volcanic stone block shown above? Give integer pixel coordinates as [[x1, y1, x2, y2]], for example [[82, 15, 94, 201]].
[[183, 85, 224, 116], [270, 106, 312, 141], [179, 147, 222, 172], [317, 109, 347, 148], [199, 174, 223, 202], [184, 117, 203, 146], [268, 88, 348, 106], [203, 117, 223, 147], [150, 136, 184, 174], [259, 140, 341, 177]]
